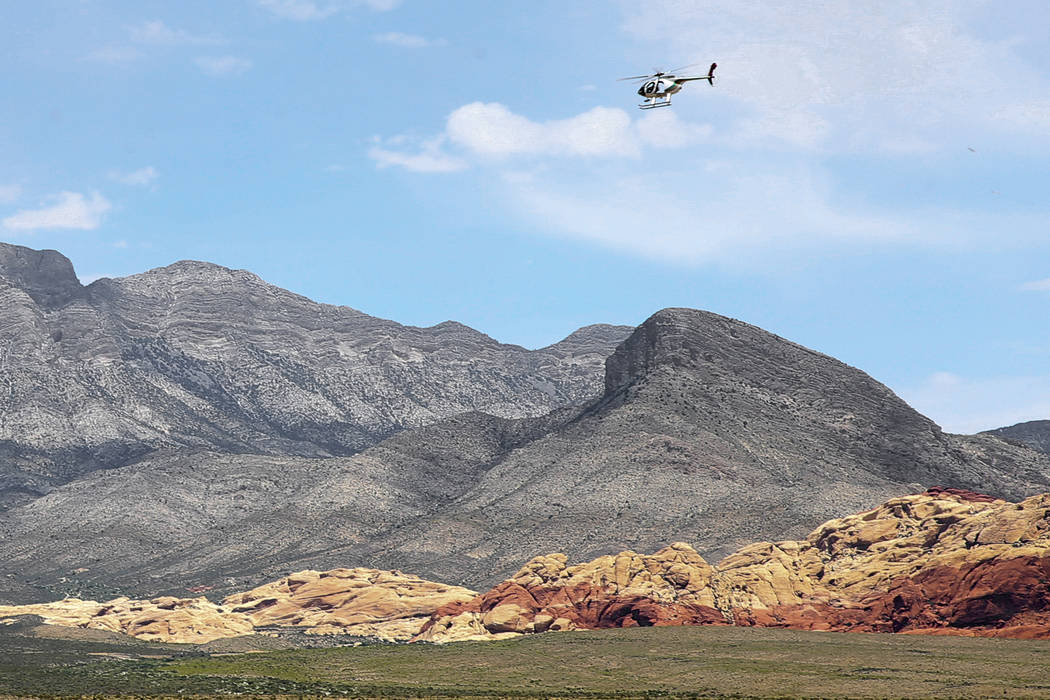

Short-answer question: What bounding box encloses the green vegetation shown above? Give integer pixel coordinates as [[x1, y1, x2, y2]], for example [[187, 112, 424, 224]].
[[4, 623, 1050, 698]]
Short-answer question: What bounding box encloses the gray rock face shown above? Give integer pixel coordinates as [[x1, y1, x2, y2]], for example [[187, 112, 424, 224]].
[[985, 420, 1050, 455], [3, 306, 1048, 603], [0, 242, 630, 508]]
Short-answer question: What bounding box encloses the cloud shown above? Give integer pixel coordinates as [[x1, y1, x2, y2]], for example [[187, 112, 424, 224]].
[[257, 0, 399, 20], [373, 32, 445, 48], [499, 161, 913, 265], [195, 56, 252, 77], [446, 103, 640, 158], [0, 185, 21, 204], [375, 102, 714, 171], [128, 20, 218, 46], [111, 167, 159, 186], [899, 371, 1050, 434], [369, 137, 467, 173], [2, 192, 112, 232], [1020, 278, 1050, 292]]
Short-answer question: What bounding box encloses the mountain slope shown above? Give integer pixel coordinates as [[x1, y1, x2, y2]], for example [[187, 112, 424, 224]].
[[359, 308, 1050, 582], [985, 420, 1050, 455], [0, 242, 630, 508], [4, 307, 1047, 603]]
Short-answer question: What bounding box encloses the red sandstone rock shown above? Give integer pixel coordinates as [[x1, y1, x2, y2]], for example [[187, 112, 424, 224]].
[[420, 491, 1050, 642]]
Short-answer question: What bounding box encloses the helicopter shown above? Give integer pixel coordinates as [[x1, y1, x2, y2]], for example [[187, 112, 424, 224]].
[[619, 62, 717, 109]]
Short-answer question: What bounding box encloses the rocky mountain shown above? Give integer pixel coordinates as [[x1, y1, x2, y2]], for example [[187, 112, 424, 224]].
[[986, 420, 1050, 455], [3, 306, 1048, 604], [0, 242, 630, 509], [420, 488, 1050, 642], [354, 308, 1050, 583]]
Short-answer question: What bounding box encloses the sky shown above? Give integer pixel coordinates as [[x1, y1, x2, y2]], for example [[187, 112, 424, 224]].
[[2, 0, 1050, 434]]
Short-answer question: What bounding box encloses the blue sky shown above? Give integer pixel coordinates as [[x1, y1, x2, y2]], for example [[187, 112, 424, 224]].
[[2, 0, 1050, 433]]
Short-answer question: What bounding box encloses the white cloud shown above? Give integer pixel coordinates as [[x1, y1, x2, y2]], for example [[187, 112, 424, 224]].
[[195, 56, 252, 77], [2, 192, 112, 232], [128, 20, 218, 45], [446, 103, 639, 158], [635, 109, 713, 148], [373, 32, 444, 48], [0, 185, 21, 204], [499, 162, 912, 265], [369, 137, 466, 173], [376, 102, 715, 172], [899, 371, 1050, 434], [1020, 278, 1050, 292], [257, 0, 399, 20], [111, 167, 159, 186]]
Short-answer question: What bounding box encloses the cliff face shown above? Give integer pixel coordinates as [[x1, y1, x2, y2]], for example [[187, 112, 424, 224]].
[[0, 242, 629, 508], [419, 488, 1050, 642]]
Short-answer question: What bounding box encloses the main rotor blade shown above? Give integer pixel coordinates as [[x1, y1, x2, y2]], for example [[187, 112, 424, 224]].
[[666, 61, 706, 75], [617, 74, 653, 81]]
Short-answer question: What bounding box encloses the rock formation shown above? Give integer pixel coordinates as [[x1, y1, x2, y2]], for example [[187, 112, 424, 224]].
[[419, 488, 1050, 642], [0, 567, 474, 643], [222, 567, 475, 641], [0, 596, 253, 644]]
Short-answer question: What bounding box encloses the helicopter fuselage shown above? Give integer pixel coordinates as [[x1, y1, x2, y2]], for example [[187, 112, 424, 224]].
[[637, 77, 685, 99]]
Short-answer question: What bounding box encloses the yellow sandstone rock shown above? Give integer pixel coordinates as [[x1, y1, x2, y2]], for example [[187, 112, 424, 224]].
[[223, 567, 476, 641], [0, 567, 476, 644]]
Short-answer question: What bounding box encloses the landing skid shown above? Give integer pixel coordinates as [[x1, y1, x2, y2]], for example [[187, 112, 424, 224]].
[[639, 100, 672, 110]]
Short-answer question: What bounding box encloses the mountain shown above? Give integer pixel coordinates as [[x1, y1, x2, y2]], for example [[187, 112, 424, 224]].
[[355, 308, 1050, 582], [4, 305, 1047, 603], [985, 420, 1050, 455], [0, 242, 630, 509]]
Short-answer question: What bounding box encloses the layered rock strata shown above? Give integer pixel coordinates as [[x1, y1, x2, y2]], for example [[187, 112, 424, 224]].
[[0, 567, 474, 644], [418, 489, 1050, 642]]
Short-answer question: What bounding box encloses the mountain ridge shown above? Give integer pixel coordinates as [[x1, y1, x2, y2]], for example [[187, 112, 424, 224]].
[[0, 241, 631, 509]]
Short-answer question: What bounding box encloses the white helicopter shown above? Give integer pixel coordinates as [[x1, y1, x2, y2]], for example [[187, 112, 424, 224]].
[[619, 62, 717, 109]]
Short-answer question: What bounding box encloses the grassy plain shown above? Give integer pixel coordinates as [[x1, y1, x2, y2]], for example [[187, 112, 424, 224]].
[[4, 621, 1050, 698]]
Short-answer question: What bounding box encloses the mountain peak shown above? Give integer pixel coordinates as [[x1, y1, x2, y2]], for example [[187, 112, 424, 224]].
[[0, 242, 83, 309], [603, 307, 776, 396]]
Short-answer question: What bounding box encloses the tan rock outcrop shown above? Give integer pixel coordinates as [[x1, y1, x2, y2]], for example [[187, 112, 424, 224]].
[[416, 542, 725, 642], [0, 567, 475, 644], [421, 489, 1050, 642], [0, 596, 253, 643], [222, 567, 476, 641]]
